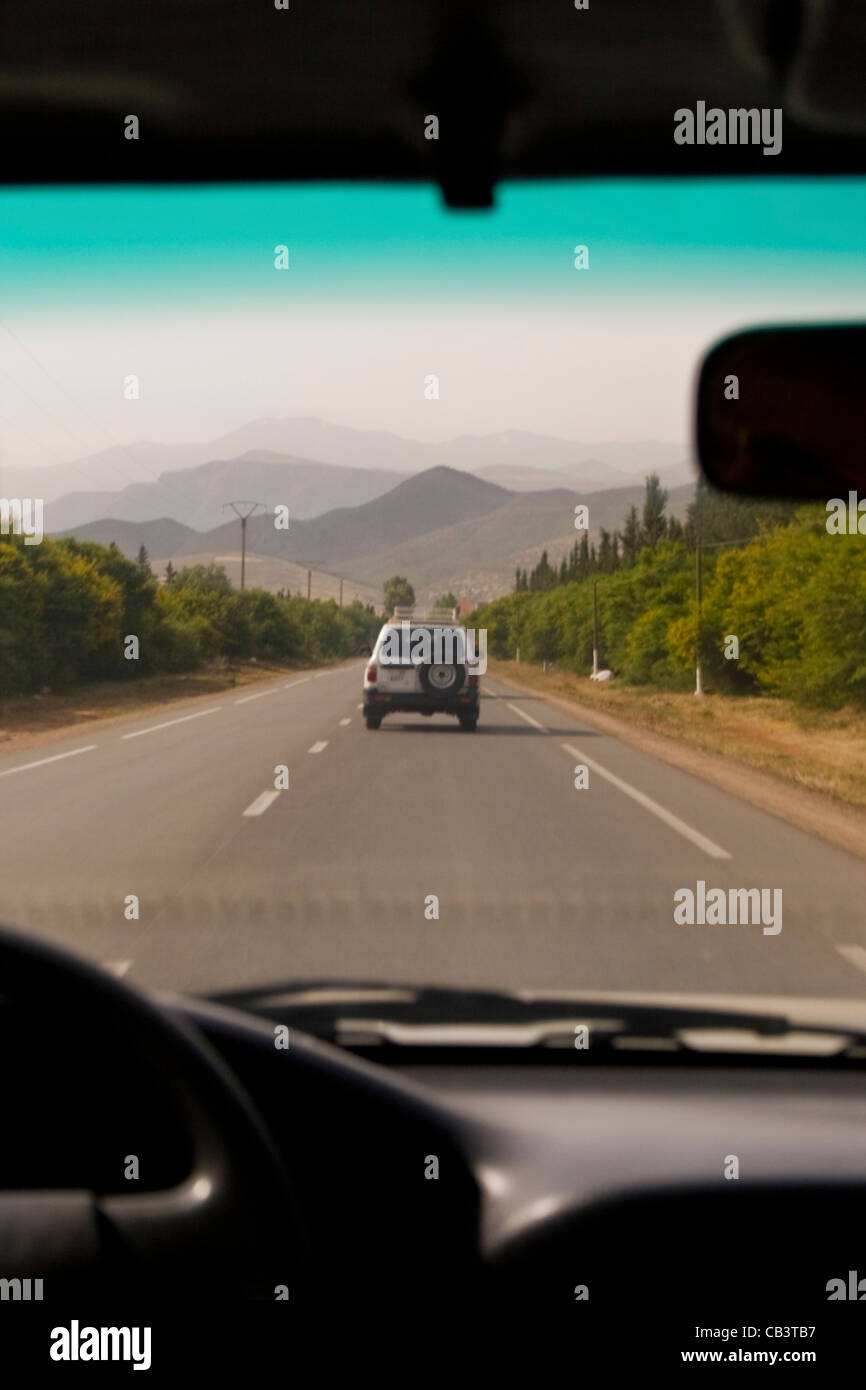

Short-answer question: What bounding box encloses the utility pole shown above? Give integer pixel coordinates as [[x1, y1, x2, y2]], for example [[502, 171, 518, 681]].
[[695, 535, 703, 696], [592, 579, 600, 676], [302, 558, 324, 603], [222, 501, 266, 590]]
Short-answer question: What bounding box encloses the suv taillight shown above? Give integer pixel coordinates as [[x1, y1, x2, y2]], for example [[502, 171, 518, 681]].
[[365, 664, 377, 682]]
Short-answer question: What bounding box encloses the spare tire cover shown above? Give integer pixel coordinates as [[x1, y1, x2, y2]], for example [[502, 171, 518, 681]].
[[419, 662, 465, 693]]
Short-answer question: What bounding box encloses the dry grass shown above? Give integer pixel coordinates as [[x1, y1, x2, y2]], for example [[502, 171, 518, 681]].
[[490, 660, 866, 811]]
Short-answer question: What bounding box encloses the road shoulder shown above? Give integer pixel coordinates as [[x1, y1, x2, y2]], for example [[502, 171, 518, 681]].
[[0, 662, 352, 759], [491, 665, 866, 863]]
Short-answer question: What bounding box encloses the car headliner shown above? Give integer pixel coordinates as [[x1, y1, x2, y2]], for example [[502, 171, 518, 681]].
[[1, 1, 865, 200]]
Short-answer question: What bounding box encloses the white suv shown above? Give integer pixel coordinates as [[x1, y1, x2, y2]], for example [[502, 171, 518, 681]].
[[363, 610, 480, 731]]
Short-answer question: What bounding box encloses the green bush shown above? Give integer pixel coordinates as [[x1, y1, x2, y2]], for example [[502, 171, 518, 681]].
[[0, 540, 380, 695]]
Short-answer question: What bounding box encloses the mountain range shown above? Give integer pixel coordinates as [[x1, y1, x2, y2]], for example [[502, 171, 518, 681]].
[[55, 463, 695, 606], [8, 418, 692, 530]]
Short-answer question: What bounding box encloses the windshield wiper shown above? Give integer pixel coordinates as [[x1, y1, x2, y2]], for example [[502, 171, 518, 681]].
[[207, 980, 866, 1057]]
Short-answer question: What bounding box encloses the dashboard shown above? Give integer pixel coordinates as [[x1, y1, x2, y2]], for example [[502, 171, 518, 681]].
[[5, 981, 866, 1369], [175, 995, 866, 1328]]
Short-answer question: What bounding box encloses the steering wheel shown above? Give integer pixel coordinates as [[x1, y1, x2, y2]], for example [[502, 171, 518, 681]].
[[0, 920, 302, 1300]]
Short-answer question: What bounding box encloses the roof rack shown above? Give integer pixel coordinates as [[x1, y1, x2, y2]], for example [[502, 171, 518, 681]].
[[390, 606, 459, 623]]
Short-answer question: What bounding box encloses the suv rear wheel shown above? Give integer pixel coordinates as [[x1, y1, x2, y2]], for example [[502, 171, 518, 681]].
[[365, 712, 382, 730], [458, 715, 478, 731]]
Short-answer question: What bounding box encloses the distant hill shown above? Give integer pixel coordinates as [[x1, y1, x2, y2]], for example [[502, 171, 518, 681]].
[[57, 516, 197, 558], [159, 466, 508, 568], [3, 417, 424, 501], [437, 432, 686, 483], [44, 452, 410, 534], [348, 481, 695, 603], [474, 460, 696, 492]]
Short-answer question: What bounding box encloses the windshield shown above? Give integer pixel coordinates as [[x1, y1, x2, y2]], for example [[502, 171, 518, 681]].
[[2, 177, 866, 1014]]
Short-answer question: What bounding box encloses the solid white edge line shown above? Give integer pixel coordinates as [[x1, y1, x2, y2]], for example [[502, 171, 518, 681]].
[[0, 744, 97, 778], [243, 789, 281, 817], [308, 741, 328, 754], [121, 707, 222, 740], [836, 945, 866, 976], [561, 742, 731, 860], [506, 701, 548, 731], [285, 677, 311, 688], [235, 688, 278, 705]]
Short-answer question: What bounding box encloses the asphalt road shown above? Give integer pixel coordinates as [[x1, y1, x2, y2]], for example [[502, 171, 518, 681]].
[[2, 662, 866, 1000]]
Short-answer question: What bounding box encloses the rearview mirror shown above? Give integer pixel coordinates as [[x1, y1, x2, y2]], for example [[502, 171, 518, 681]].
[[695, 323, 866, 499]]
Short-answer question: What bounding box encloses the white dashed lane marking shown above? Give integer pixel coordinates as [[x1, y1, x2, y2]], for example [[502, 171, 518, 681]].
[[308, 741, 329, 754], [338, 718, 351, 726], [243, 790, 281, 817]]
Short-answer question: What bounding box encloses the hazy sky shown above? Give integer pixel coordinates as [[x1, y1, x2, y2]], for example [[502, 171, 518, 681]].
[[1, 179, 864, 481]]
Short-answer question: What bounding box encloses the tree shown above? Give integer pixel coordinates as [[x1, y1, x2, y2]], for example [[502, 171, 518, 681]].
[[172, 563, 232, 595], [383, 575, 415, 613], [684, 476, 796, 547], [437, 591, 458, 609], [641, 474, 669, 548], [165, 560, 177, 586], [620, 505, 642, 568], [529, 549, 556, 592], [576, 533, 590, 581], [597, 529, 615, 573], [137, 544, 151, 574]]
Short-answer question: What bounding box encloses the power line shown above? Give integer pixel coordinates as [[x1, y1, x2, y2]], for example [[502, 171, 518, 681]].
[[0, 315, 207, 525]]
